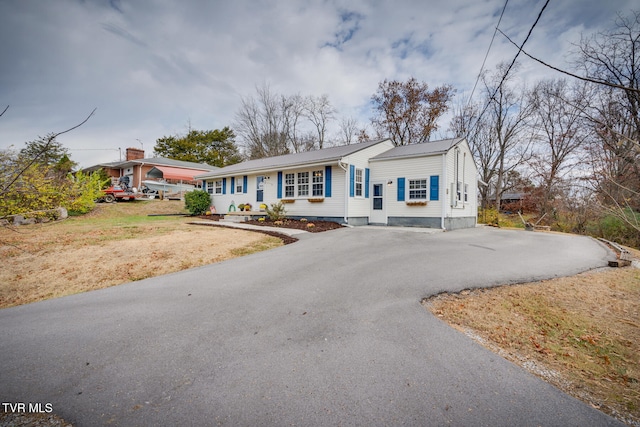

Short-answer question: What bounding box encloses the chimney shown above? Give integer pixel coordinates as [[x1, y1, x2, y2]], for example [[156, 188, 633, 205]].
[[126, 147, 145, 161]]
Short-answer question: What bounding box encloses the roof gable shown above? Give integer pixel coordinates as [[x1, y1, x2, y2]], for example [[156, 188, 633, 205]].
[[370, 138, 465, 161]]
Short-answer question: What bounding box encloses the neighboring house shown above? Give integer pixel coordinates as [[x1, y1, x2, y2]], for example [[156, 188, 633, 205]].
[[196, 137, 478, 230], [82, 148, 218, 189]]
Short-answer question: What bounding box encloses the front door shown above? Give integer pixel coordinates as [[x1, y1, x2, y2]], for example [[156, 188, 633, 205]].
[[256, 176, 264, 203], [370, 182, 386, 224]]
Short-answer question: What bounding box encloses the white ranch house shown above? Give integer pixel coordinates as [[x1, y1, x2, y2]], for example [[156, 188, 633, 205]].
[[196, 137, 478, 230]]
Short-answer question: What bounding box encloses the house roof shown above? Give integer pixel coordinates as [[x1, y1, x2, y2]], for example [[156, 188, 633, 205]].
[[82, 157, 218, 172], [195, 138, 391, 179], [146, 166, 210, 181], [370, 138, 465, 161]]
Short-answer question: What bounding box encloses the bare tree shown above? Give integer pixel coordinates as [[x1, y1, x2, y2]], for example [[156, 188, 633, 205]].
[[528, 79, 591, 215], [576, 11, 640, 232], [304, 94, 336, 149], [281, 94, 308, 153], [371, 77, 454, 146], [452, 64, 533, 212], [235, 84, 290, 159]]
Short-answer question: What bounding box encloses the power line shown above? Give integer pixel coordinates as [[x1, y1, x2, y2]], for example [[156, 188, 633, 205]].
[[467, 0, 510, 106], [470, 0, 551, 134]]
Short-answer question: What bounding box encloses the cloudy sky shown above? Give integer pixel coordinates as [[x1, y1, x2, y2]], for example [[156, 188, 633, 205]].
[[0, 0, 636, 167]]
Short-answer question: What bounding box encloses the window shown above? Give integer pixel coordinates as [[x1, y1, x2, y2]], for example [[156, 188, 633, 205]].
[[235, 177, 243, 194], [355, 168, 363, 197], [207, 182, 213, 195], [297, 172, 309, 196], [312, 170, 323, 196], [456, 181, 462, 202], [408, 179, 428, 200], [285, 173, 295, 197], [215, 180, 222, 194], [464, 183, 469, 202]]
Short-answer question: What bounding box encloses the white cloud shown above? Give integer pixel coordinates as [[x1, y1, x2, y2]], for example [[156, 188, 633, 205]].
[[1, 0, 637, 167]]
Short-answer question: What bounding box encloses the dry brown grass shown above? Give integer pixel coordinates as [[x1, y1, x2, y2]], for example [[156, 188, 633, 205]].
[[0, 200, 282, 308], [425, 257, 640, 426]]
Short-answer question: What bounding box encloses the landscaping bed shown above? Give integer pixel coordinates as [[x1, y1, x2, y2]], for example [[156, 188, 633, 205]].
[[244, 218, 344, 232], [197, 215, 344, 233]]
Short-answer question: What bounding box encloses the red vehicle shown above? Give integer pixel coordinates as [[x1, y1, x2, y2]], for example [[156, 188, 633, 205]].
[[101, 185, 140, 203]]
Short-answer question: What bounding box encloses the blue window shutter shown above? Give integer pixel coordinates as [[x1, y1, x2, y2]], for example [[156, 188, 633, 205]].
[[365, 168, 370, 198], [397, 177, 405, 201], [230, 177, 235, 194], [222, 178, 227, 195], [277, 172, 283, 199], [349, 165, 355, 197], [325, 165, 332, 197], [243, 176, 248, 193], [430, 175, 439, 201], [203, 181, 207, 192]]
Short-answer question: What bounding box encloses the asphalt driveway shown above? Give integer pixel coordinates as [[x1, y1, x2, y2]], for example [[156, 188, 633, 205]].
[[0, 226, 623, 426]]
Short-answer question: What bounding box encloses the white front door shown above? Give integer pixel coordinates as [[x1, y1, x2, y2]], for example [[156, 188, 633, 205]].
[[369, 182, 386, 224]]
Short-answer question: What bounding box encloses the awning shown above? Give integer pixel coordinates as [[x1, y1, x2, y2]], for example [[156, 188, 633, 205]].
[[146, 166, 209, 181]]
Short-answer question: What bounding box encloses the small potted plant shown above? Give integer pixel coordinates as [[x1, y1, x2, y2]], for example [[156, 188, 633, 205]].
[[237, 203, 245, 211], [244, 203, 252, 211]]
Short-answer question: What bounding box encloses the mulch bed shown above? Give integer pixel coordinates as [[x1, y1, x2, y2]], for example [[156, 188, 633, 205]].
[[243, 218, 344, 233], [194, 215, 344, 245]]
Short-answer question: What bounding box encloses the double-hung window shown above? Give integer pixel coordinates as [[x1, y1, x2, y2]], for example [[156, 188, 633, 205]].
[[297, 172, 309, 196], [312, 170, 323, 196], [355, 168, 363, 197], [464, 183, 469, 202], [282, 170, 325, 198], [214, 180, 223, 194], [408, 179, 427, 200], [285, 173, 295, 197], [207, 181, 214, 194], [235, 177, 243, 194]]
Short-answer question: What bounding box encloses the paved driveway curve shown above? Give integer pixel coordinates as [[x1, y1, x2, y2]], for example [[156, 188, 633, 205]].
[[0, 227, 622, 426]]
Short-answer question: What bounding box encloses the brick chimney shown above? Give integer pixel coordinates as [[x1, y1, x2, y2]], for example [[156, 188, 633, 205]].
[[126, 147, 145, 161]]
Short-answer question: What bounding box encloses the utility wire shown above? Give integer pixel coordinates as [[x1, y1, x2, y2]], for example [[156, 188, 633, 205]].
[[470, 0, 551, 134], [467, 0, 510, 106], [498, 28, 640, 94]]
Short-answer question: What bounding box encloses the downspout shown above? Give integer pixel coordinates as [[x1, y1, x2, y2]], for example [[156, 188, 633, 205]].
[[441, 153, 447, 230], [338, 160, 349, 224]]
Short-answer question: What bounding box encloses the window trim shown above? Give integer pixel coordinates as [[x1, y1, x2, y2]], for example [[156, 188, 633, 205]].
[[214, 180, 223, 195], [355, 168, 363, 198], [312, 170, 324, 197], [235, 176, 243, 194], [408, 178, 428, 200], [281, 169, 325, 199]]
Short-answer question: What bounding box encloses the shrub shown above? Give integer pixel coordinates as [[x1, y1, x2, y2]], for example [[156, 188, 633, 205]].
[[184, 190, 211, 215], [265, 201, 286, 221]]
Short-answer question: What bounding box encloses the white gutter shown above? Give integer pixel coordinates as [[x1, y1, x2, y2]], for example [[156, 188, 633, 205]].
[[441, 153, 446, 230], [338, 160, 349, 224]]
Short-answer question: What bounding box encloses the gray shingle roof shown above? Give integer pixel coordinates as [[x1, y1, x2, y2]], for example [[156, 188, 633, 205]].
[[370, 138, 464, 161], [195, 138, 390, 179]]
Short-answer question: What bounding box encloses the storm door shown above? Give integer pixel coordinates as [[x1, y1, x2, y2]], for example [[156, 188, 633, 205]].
[[256, 176, 264, 203], [370, 182, 386, 224]]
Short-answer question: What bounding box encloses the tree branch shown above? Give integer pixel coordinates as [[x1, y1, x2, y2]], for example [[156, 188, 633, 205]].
[[1, 108, 96, 196], [498, 29, 640, 94]]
